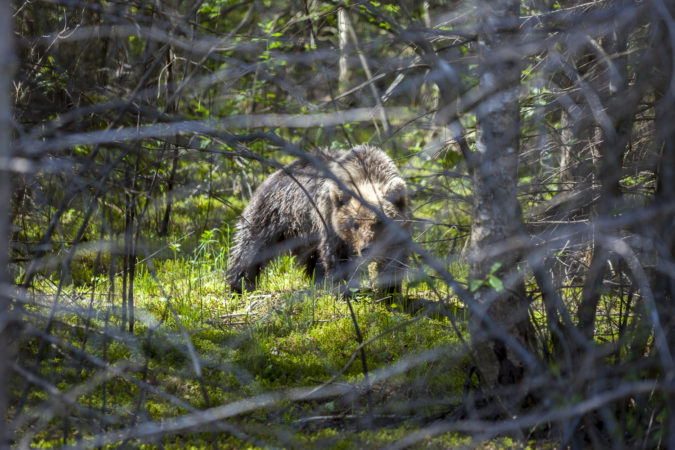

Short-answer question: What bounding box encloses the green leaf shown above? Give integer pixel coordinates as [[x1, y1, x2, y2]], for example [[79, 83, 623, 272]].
[[487, 274, 504, 292], [469, 278, 483, 292]]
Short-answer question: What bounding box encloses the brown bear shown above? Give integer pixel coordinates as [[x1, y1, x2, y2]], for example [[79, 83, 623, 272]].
[[226, 144, 410, 295]]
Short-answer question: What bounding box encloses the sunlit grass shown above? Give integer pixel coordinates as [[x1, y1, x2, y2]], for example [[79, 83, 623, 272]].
[[16, 232, 472, 448]]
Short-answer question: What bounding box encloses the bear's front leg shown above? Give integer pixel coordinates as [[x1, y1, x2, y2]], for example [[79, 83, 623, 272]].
[[226, 227, 275, 293], [376, 247, 409, 307], [226, 244, 261, 294], [316, 234, 356, 294]]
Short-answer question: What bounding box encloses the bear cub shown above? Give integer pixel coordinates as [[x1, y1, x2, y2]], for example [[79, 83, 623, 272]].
[[226, 144, 410, 295]]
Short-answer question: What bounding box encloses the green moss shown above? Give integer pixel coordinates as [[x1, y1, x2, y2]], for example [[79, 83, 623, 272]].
[[12, 172, 479, 448]]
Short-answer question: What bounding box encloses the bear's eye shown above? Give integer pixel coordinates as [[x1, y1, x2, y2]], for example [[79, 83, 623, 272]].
[[352, 221, 360, 230]]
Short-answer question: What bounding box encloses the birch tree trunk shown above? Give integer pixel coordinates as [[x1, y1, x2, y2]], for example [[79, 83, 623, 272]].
[[338, 7, 350, 89], [468, 0, 536, 388]]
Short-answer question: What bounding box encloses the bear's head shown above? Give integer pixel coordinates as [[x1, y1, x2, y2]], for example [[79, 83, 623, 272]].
[[330, 179, 409, 258]]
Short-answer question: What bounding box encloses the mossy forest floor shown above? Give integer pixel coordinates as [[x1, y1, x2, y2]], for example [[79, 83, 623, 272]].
[[10, 239, 536, 449]]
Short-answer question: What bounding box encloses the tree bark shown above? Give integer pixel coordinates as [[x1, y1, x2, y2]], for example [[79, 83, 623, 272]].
[[655, 92, 675, 450], [338, 7, 350, 89], [652, 5, 675, 445], [0, 1, 12, 446], [468, 0, 536, 388]]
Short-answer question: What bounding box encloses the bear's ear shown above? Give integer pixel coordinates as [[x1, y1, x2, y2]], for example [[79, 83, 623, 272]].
[[387, 185, 408, 212], [331, 186, 348, 208]]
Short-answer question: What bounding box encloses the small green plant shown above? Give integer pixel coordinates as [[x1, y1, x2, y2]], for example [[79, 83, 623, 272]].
[[469, 261, 504, 293]]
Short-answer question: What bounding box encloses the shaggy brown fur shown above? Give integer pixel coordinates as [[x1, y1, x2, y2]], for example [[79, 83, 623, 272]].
[[226, 145, 410, 295]]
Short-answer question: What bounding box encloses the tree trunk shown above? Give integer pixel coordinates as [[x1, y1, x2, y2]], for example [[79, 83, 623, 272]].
[[652, 5, 675, 445], [158, 46, 179, 237], [655, 92, 675, 450], [158, 146, 178, 237], [468, 0, 536, 389], [0, 2, 12, 446], [338, 7, 350, 89]]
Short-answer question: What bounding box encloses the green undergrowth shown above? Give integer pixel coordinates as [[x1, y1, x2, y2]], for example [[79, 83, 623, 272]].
[[15, 246, 476, 448]]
